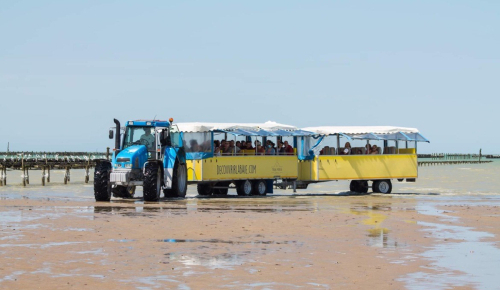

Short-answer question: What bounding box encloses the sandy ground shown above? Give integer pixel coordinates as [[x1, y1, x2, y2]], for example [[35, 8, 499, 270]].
[[1, 185, 499, 290], [1, 165, 500, 289]]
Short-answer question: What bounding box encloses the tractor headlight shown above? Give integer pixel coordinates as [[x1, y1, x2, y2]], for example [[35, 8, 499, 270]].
[[114, 164, 118, 168], [125, 163, 132, 168]]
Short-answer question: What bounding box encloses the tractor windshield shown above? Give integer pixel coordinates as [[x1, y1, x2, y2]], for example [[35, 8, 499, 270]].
[[123, 126, 156, 150]]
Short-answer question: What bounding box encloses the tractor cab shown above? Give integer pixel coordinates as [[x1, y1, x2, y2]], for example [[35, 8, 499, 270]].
[[122, 120, 170, 159]]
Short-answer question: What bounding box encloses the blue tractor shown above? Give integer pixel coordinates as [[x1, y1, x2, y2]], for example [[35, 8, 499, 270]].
[[94, 118, 187, 202]]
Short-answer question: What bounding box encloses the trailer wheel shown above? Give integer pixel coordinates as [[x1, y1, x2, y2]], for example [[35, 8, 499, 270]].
[[113, 186, 136, 198], [349, 180, 368, 194], [372, 181, 380, 193], [197, 183, 213, 196], [213, 182, 229, 195], [94, 162, 112, 201], [373, 180, 392, 194], [143, 162, 162, 202], [236, 180, 253, 196], [253, 180, 267, 196]]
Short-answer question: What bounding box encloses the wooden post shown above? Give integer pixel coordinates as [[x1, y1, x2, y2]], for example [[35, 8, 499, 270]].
[[42, 166, 46, 186], [64, 167, 70, 184], [85, 154, 90, 183], [22, 154, 26, 187], [479, 149, 482, 162], [47, 166, 50, 183], [106, 147, 110, 159], [85, 166, 89, 183], [0, 166, 3, 186]]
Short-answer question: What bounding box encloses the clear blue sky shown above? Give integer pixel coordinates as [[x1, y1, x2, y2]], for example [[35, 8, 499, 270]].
[[1, 1, 498, 153]]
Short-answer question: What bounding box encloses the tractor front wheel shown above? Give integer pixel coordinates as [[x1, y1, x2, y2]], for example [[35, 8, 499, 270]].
[[94, 162, 112, 201], [143, 163, 162, 202]]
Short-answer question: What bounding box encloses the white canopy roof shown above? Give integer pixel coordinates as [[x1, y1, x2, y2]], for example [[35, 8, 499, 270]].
[[177, 121, 298, 133], [302, 126, 420, 135]]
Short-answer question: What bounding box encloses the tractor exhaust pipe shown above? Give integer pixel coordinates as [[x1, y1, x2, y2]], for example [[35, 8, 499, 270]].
[[113, 119, 121, 150]]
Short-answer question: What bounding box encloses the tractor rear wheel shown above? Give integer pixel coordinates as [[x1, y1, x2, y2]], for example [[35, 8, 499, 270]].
[[143, 163, 162, 202], [164, 162, 187, 198], [172, 162, 187, 197], [94, 162, 112, 201]]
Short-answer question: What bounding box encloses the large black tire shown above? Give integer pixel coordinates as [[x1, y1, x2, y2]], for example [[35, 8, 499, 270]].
[[143, 162, 162, 202], [113, 185, 136, 198], [213, 182, 229, 196], [197, 183, 213, 196], [253, 180, 267, 196], [349, 180, 369, 194], [163, 162, 187, 198], [373, 180, 392, 194], [171, 163, 187, 197], [94, 162, 112, 201], [236, 180, 253, 196]]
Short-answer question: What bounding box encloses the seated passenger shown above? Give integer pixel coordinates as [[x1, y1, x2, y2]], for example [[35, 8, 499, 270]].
[[236, 141, 241, 149], [229, 140, 241, 154], [246, 141, 254, 150], [256, 144, 265, 155], [356, 149, 363, 155], [365, 144, 371, 154], [265, 141, 276, 155], [370, 145, 379, 154], [189, 140, 200, 152], [341, 142, 351, 155], [221, 140, 232, 155], [284, 141, 294, 155], [201, 141, 212, 152]]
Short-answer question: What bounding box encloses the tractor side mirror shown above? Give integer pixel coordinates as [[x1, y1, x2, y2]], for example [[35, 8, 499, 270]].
[[109, 129, 114, 139]]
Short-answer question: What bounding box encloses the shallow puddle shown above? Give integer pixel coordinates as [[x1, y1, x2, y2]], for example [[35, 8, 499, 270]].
[[157, 238, 300, 245], [400, 204, 500, 289]]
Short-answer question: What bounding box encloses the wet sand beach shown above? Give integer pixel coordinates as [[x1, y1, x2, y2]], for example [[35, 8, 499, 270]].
[[1, 163, 500, 289]]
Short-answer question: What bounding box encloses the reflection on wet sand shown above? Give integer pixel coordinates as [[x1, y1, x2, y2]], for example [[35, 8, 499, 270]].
[[349, 203, 408, 248]]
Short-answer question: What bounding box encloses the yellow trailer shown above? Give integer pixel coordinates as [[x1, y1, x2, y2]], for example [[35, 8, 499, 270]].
[[178, 123, 429, 196], [298, 126, 429, 193]]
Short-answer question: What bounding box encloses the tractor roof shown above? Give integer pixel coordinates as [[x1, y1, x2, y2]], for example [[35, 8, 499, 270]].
[[126, 120, 170, 127]]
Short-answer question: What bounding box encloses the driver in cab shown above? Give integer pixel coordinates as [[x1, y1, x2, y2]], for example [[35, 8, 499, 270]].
[[140, 127, 155, 149]]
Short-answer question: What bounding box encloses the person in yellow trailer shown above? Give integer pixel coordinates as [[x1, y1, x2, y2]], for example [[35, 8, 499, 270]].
[[370, 145, 380, 154], [265, 141, 276, 155], [221, 140, 232, 155], [284, 141, 294, 155], [256, 144, 265, 155], [140, 127, 155, 150], [229, 140, 241, 154], [341, 142, 351, 155]]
